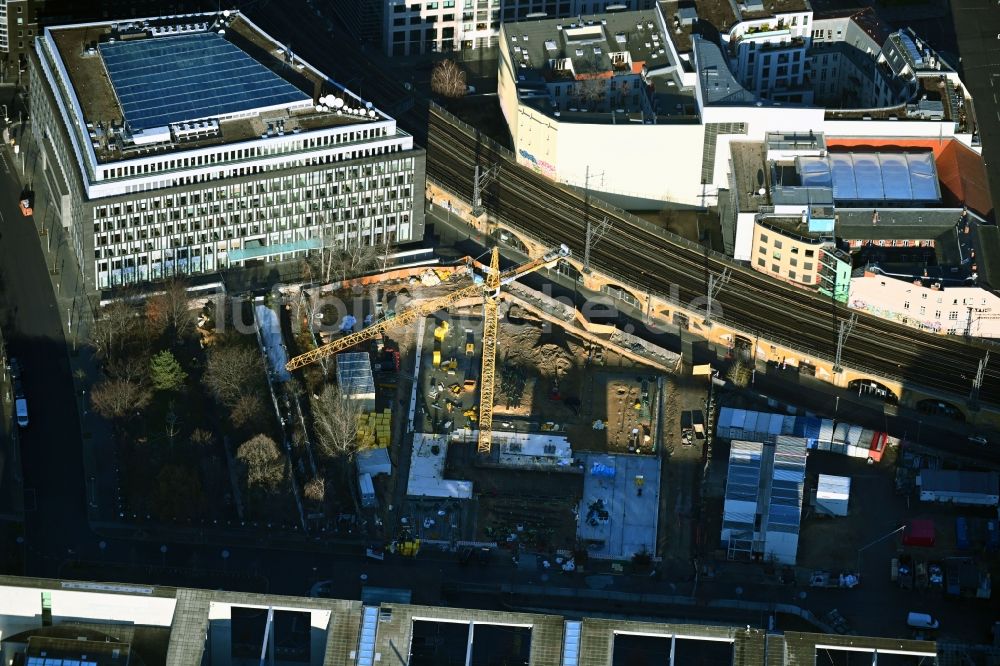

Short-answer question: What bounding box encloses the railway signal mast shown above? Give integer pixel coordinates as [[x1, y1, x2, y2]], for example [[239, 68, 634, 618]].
[[833, 313, 858, 374], [704, 268, 731, 326], [583, 216, 612, 274], [472, 164, 501, 217], [969, 351, 990, 410]]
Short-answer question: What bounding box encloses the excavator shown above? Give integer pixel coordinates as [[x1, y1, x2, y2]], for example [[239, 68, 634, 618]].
[[285, 243, 571, 453]]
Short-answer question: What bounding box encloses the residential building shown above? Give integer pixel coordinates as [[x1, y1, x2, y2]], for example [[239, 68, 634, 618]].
[[849, 274, 1000, 337], [0, 0, 42, 77], [384, 0, 652, 57], [29, 11, 425, 293], [0, 575, 949, 665], [496, 2, 980, 210]]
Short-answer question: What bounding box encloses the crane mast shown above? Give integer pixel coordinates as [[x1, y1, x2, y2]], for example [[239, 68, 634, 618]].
[[284, 243, 570, 455], [477, 248, 502, 453]]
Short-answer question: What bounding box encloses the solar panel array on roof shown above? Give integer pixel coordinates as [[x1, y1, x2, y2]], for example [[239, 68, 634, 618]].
[[99, 32, 310, 131]]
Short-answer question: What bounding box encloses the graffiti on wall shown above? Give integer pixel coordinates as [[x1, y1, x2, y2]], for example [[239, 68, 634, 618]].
[[518, 148, 556, 178]]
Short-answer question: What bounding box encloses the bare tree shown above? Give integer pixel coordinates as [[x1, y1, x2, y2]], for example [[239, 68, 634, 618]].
[[230, 393, 264, 430], [727, 360, 752, 388], [311, 384, 364, 459], [430, 59, 467, 98], [145, 279, 194, 341], [91, 300, 140, 360], [190, 428, 215, 448], [202, 341, 265, 407], [236, 434, 285, 490], [576, 77, 606, 109], [303, 477, 325, 503], [91, 375, 152, 421]]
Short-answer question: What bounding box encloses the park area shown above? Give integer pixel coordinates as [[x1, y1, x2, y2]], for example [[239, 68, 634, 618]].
[[91, 282, 297, 528]]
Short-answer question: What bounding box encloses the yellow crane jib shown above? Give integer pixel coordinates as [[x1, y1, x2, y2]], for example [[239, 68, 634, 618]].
[[283, 244, 571, 456], [284, 281, 482, 371]]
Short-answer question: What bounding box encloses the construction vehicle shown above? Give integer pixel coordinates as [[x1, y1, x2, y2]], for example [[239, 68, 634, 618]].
[[463, 406, 478, 422], [285, 243, 571, 453], [434, 320, 450, 342], [465, 330, 475, 356]]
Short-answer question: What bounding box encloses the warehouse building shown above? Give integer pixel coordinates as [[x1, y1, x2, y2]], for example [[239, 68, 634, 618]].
[[29, 11, 425, 293], [919, 470, 1000, 506]]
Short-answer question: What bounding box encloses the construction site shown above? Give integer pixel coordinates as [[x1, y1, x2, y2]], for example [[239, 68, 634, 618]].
[[276, 244, 683, 563]]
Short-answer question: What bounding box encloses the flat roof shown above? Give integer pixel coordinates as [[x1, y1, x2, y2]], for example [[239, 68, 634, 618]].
[[502, 10, 700, 122], [407, 434, 473, 499], [99, 31, 310, 131], [46, 12, 379, 164], [577, 453, 660, 560], [730, 140, 769, 212]]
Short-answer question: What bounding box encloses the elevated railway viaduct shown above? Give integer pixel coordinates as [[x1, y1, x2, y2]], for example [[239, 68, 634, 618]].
[[425, 104, 999, 423]]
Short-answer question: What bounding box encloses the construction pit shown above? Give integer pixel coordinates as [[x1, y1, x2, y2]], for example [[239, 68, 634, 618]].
[[411, 296, 671, 557]]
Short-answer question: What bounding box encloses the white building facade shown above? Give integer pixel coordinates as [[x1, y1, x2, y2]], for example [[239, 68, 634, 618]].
[[384, 0, 651, 56], [30, 12, 426, 293], [849, 274, 1000, 338]]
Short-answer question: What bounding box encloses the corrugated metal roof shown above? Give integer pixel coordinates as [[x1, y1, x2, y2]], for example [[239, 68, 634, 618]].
[[920, 470, 999, 496]]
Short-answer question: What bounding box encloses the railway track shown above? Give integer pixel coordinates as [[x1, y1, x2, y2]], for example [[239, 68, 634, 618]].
[[425, 104, 999, 405]]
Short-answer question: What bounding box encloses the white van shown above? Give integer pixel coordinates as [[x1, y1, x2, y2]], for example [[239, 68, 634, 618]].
[[907, 612, 939, 629]]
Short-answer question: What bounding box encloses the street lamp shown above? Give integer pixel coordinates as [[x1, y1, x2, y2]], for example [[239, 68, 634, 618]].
[[856, 524, 906, 578]]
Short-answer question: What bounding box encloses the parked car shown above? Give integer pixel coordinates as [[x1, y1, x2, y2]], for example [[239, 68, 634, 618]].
[[907, 612, 940, 630]]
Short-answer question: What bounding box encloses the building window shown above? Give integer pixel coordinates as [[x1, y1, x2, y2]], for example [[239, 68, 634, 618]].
[[919, 306, 926, 315], [757, 257, 766, 267], [771, 264, 780, 273], [935, 310, 941, 319], [774, 239, 783, 249], [758, 245, 766, 255], [760, 233, 768, 243], [790, 258, 797, 267], [789, 270, 797, 280], [805, 249, 814, 258], [772, 250, 782, 260], [804, 262, 813, 271], [803, 274, 811, 282], [904, 301, 910, 310], [949, 311, 958, 320]]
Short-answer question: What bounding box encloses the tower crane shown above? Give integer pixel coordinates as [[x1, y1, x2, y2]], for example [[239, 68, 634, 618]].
[[285, 243, 571, 454]]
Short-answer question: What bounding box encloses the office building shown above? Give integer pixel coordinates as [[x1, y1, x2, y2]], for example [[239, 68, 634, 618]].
[[29, 11, 425, 293], [0, 574, 950, 665]]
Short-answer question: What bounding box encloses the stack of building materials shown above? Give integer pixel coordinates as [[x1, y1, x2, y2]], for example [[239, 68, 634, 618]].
[[357, 409, 393, 448]]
